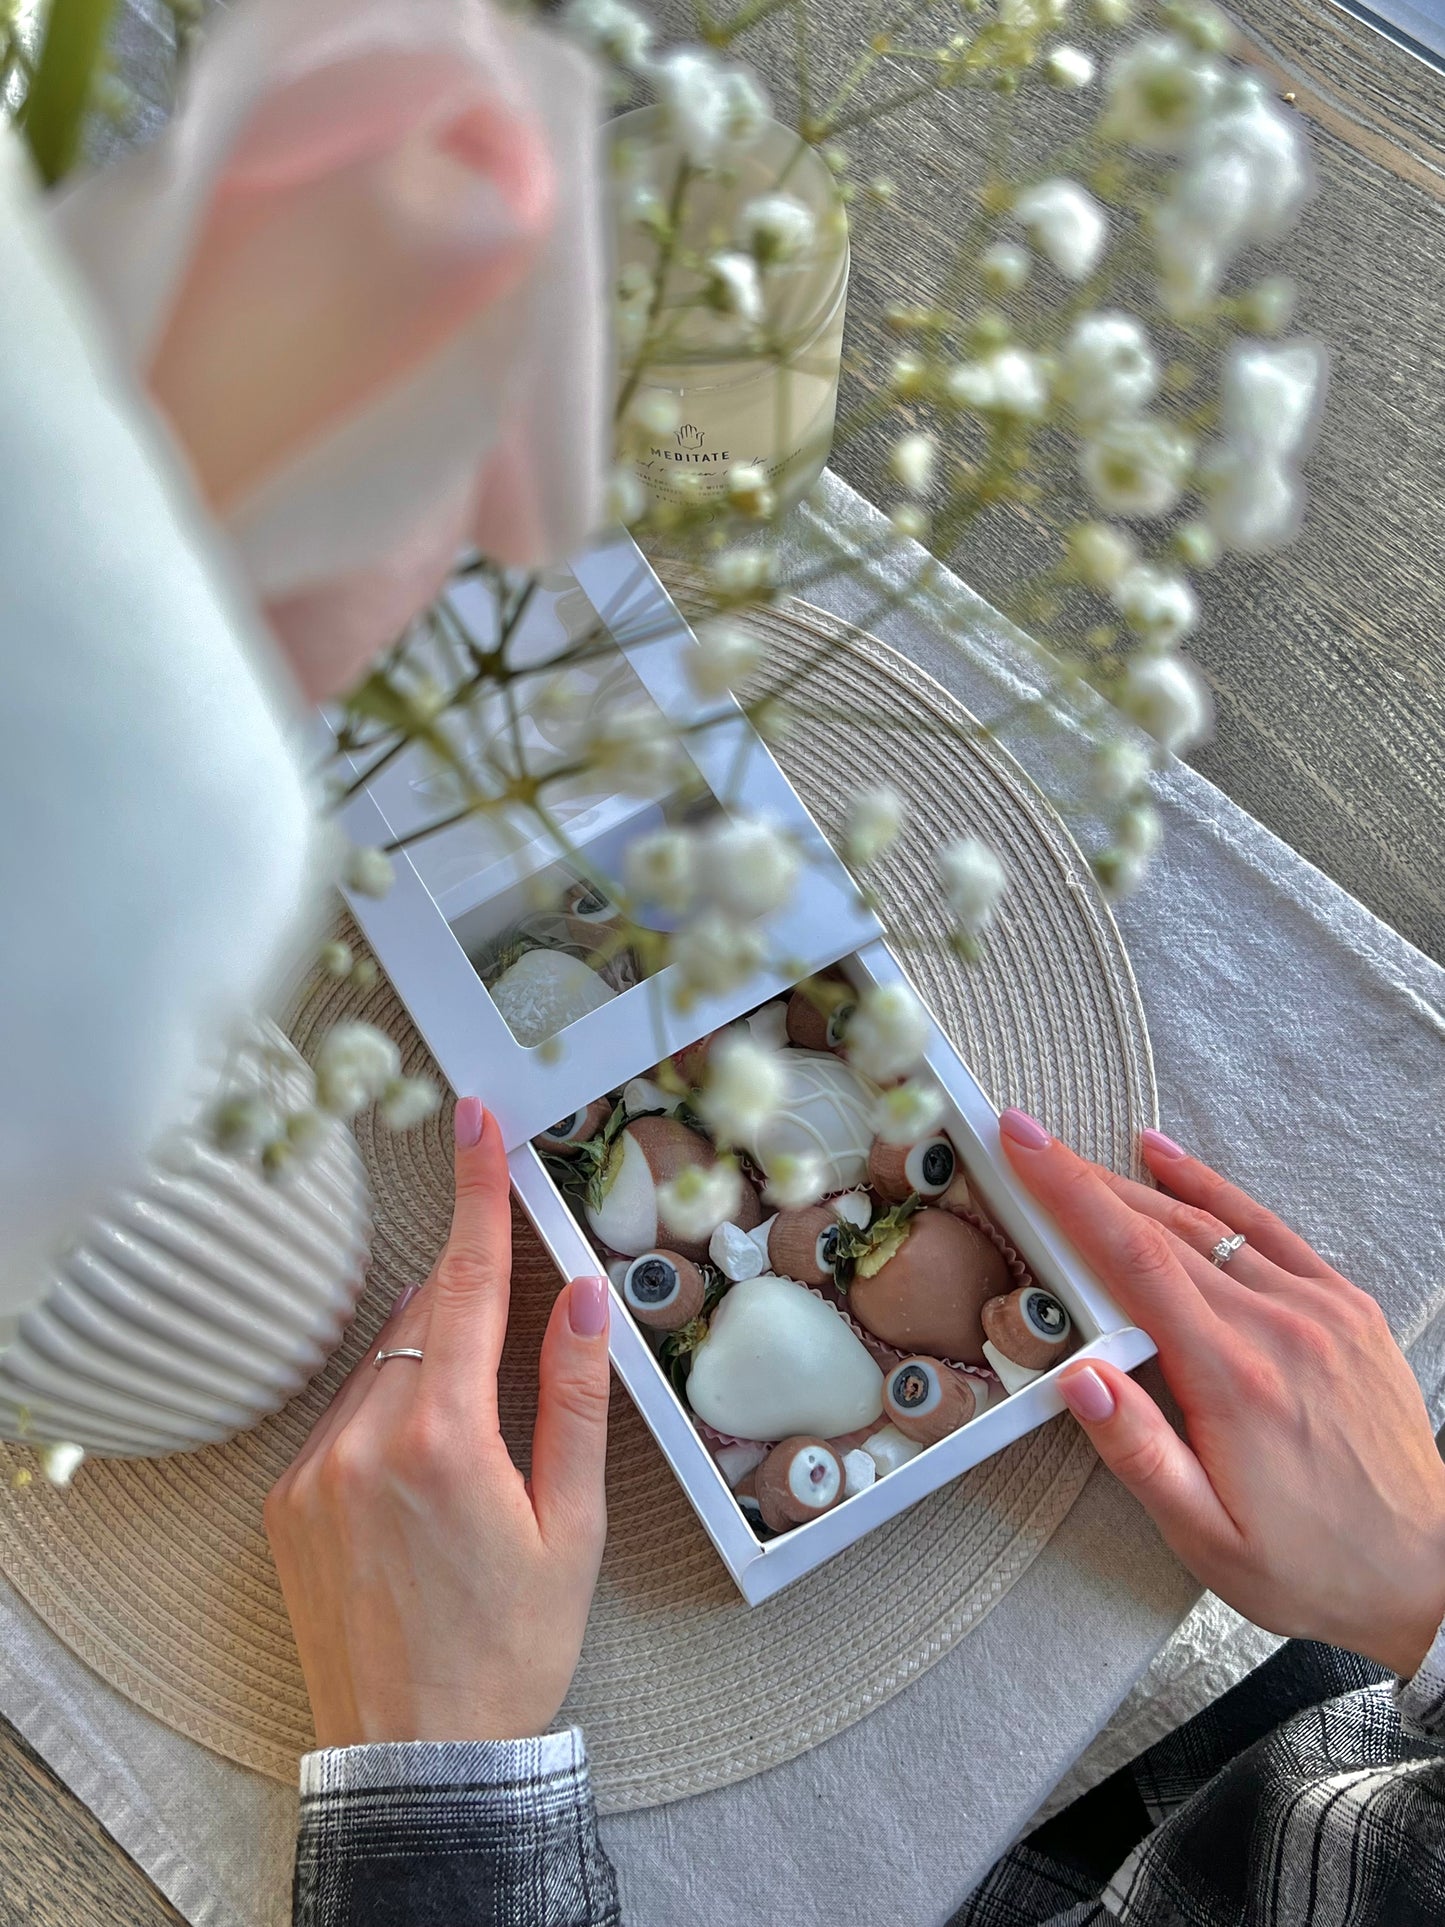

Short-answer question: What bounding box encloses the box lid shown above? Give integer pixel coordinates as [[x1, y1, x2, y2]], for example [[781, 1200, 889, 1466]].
[[334, 530, 882, 1150]]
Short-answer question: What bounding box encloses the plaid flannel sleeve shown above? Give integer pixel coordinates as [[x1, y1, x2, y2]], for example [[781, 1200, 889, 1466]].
[[294, 1728, 621, 1927], [1397, 1609, 1445, 1741]]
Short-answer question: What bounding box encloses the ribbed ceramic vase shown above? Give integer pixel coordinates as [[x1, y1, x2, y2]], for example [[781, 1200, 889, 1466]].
[[0, 1023, 371, 1458]]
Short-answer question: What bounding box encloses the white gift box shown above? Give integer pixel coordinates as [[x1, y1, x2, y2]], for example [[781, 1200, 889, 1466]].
[[338, 534, 1153, 1604]]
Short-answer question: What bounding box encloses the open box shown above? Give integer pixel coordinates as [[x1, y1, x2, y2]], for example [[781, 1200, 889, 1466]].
[[337, 532, 1154, 1604]]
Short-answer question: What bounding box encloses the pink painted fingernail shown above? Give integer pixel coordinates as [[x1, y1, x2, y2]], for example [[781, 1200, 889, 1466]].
[[1141, 1127, 1186, 1159], [569, 1275, 610, 1338], [999, 1107, 1051, 1150], [389, 1285, 417, 1319], [1060, 1366, 1116, 1424], [454, 1096, 484, 1149]]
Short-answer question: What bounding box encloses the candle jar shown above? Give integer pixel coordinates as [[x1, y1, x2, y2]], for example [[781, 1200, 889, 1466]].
[[613, 111, 849, 513]]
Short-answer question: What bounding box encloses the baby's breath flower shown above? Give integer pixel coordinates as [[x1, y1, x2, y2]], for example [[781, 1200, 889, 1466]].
[[945, 346, 1049, 419], [979, 241, 1031, 294], [562, 0, 653, 68], [697, 815, 800, 920], [1090, 738, 1153, 806], [1172, 520, 1221, 569], [657, 1159, 744, 1243], [938, 837, 1008, 934], [890, 504, 931, 542], [720, 67, 769, 143], [1045, 44, 1096, 88], [704, 250, 763, 323], [1066, 520, 1138, 590], [1153, 73, 1312, 313], [285, 1108, 328, 1156], [889, 351, 929, 397], [624, 826, 698, 912], [1112, 562, 1199, 648], [319, 941, 353, 978], [889, 431, 937, 495], [1101, 34, 1224, 152], [873, 1078, 947, 1145], [739, 191, 815, 265], [654, 50, 767, 168], [689, 618, 762, 698], [1080, 414, 1193, 518], [315, 1023, 402, 1118], [39, 1441, 85, 1487], [1237, 274, 1297, 334], [606, 464, 647, 525], [1161, 0, 1234, 52], [725, 462, 775, 518], [1059, 311, 1160, 425], [1219, 339, 1326, 459], [1092, 0, 1134, 23], [632, 392, 680, 436], [379, 1077, 440, 1131], [583, 701, 683, 792], [345, 845, 395, 898], [1013, 178, 1109, 281], [710, 546, 776, 600], [698, 1034, 786, 1144], [670, 911, 767, 997], [762, 1152, 829, 1208], [1117, 800, 1163, 856], [1120, 651, 1212, 752], [845, 786, 905, 866], [1093, 846, 1148, 895], [211, 1095, 283, 1156], [845, 982, 931, 1082]]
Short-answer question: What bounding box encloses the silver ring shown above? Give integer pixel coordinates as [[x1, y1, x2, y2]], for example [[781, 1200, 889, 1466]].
[[374, 1347, 425, 1368], [1210, 1233, 1247, 1268]]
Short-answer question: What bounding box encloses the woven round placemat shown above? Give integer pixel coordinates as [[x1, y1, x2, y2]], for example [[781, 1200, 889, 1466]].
[[0, 597, 1155, 1811]]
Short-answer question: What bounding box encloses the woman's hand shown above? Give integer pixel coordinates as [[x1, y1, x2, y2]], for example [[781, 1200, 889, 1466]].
[[999, 1109, 1445, 1678], [265, 1097, 611, 1747]]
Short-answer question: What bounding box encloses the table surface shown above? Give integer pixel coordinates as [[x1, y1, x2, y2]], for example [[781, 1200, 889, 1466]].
[[5, 1, 1442, 1920]]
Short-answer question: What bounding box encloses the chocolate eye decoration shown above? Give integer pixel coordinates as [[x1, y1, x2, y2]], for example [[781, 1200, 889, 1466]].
[[1021, 1288, 1071, 1343], [785, 985, 855, 1054], [882, 1356, 979, 1443], [534, 1096, 610, 1156], [766, 1205, 846, 1287], [815, 1221, 842, 1276], [566, 880, 616, 923], [981, 1284, 1079, 1393], [621, 1250, 705, 1331], [868, 1130, 958, 1203], [755, 1436, 846, 1531]]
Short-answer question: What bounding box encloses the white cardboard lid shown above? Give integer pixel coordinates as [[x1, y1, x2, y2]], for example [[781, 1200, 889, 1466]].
[[336, 532, 882, 1150]]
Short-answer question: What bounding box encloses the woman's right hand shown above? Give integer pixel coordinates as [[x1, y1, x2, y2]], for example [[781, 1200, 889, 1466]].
[[998, 1108, 1445, 1679]]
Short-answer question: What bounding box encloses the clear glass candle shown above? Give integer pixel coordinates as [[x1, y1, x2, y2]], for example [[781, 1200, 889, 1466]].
[[614, 112, 850, 511]]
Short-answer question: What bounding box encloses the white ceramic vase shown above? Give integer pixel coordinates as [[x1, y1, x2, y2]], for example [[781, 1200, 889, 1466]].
[[0, 1023, 371, 1457]]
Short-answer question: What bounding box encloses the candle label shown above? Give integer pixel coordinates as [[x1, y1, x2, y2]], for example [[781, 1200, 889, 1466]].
[[635, 413, 832, 504]]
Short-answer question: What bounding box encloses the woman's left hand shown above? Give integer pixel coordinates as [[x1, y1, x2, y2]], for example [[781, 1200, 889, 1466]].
[[265, 1097, 611, 1747]]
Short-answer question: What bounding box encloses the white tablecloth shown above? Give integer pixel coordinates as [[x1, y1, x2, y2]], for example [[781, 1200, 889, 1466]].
[[3, 476, 1442, 1927]]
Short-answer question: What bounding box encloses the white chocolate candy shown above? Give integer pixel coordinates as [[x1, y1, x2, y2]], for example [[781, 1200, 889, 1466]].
[[709, 1218, 769, 1281], [863, 1424, 924, 1477], [842, 1448, 877, 1498], [623, 1075, 681, 1117], [490, 948, 615, 1047], [685, 1275, 885, 1442], [982, 1341, 1043, 1395], [743, 1002, 791, 1052], [833, 1190, 873, 1230], [713, 1441, 768, 1488], [744, 1050, 879, 1193]]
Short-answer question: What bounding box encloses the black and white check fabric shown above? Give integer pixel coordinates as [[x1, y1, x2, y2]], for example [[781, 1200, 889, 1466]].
[[293, 1620, 1445, 1927], [294, 1730, 620, 1926]]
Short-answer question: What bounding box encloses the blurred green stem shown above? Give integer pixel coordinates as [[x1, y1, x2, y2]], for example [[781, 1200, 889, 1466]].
[[21, 0, 117, 185]]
